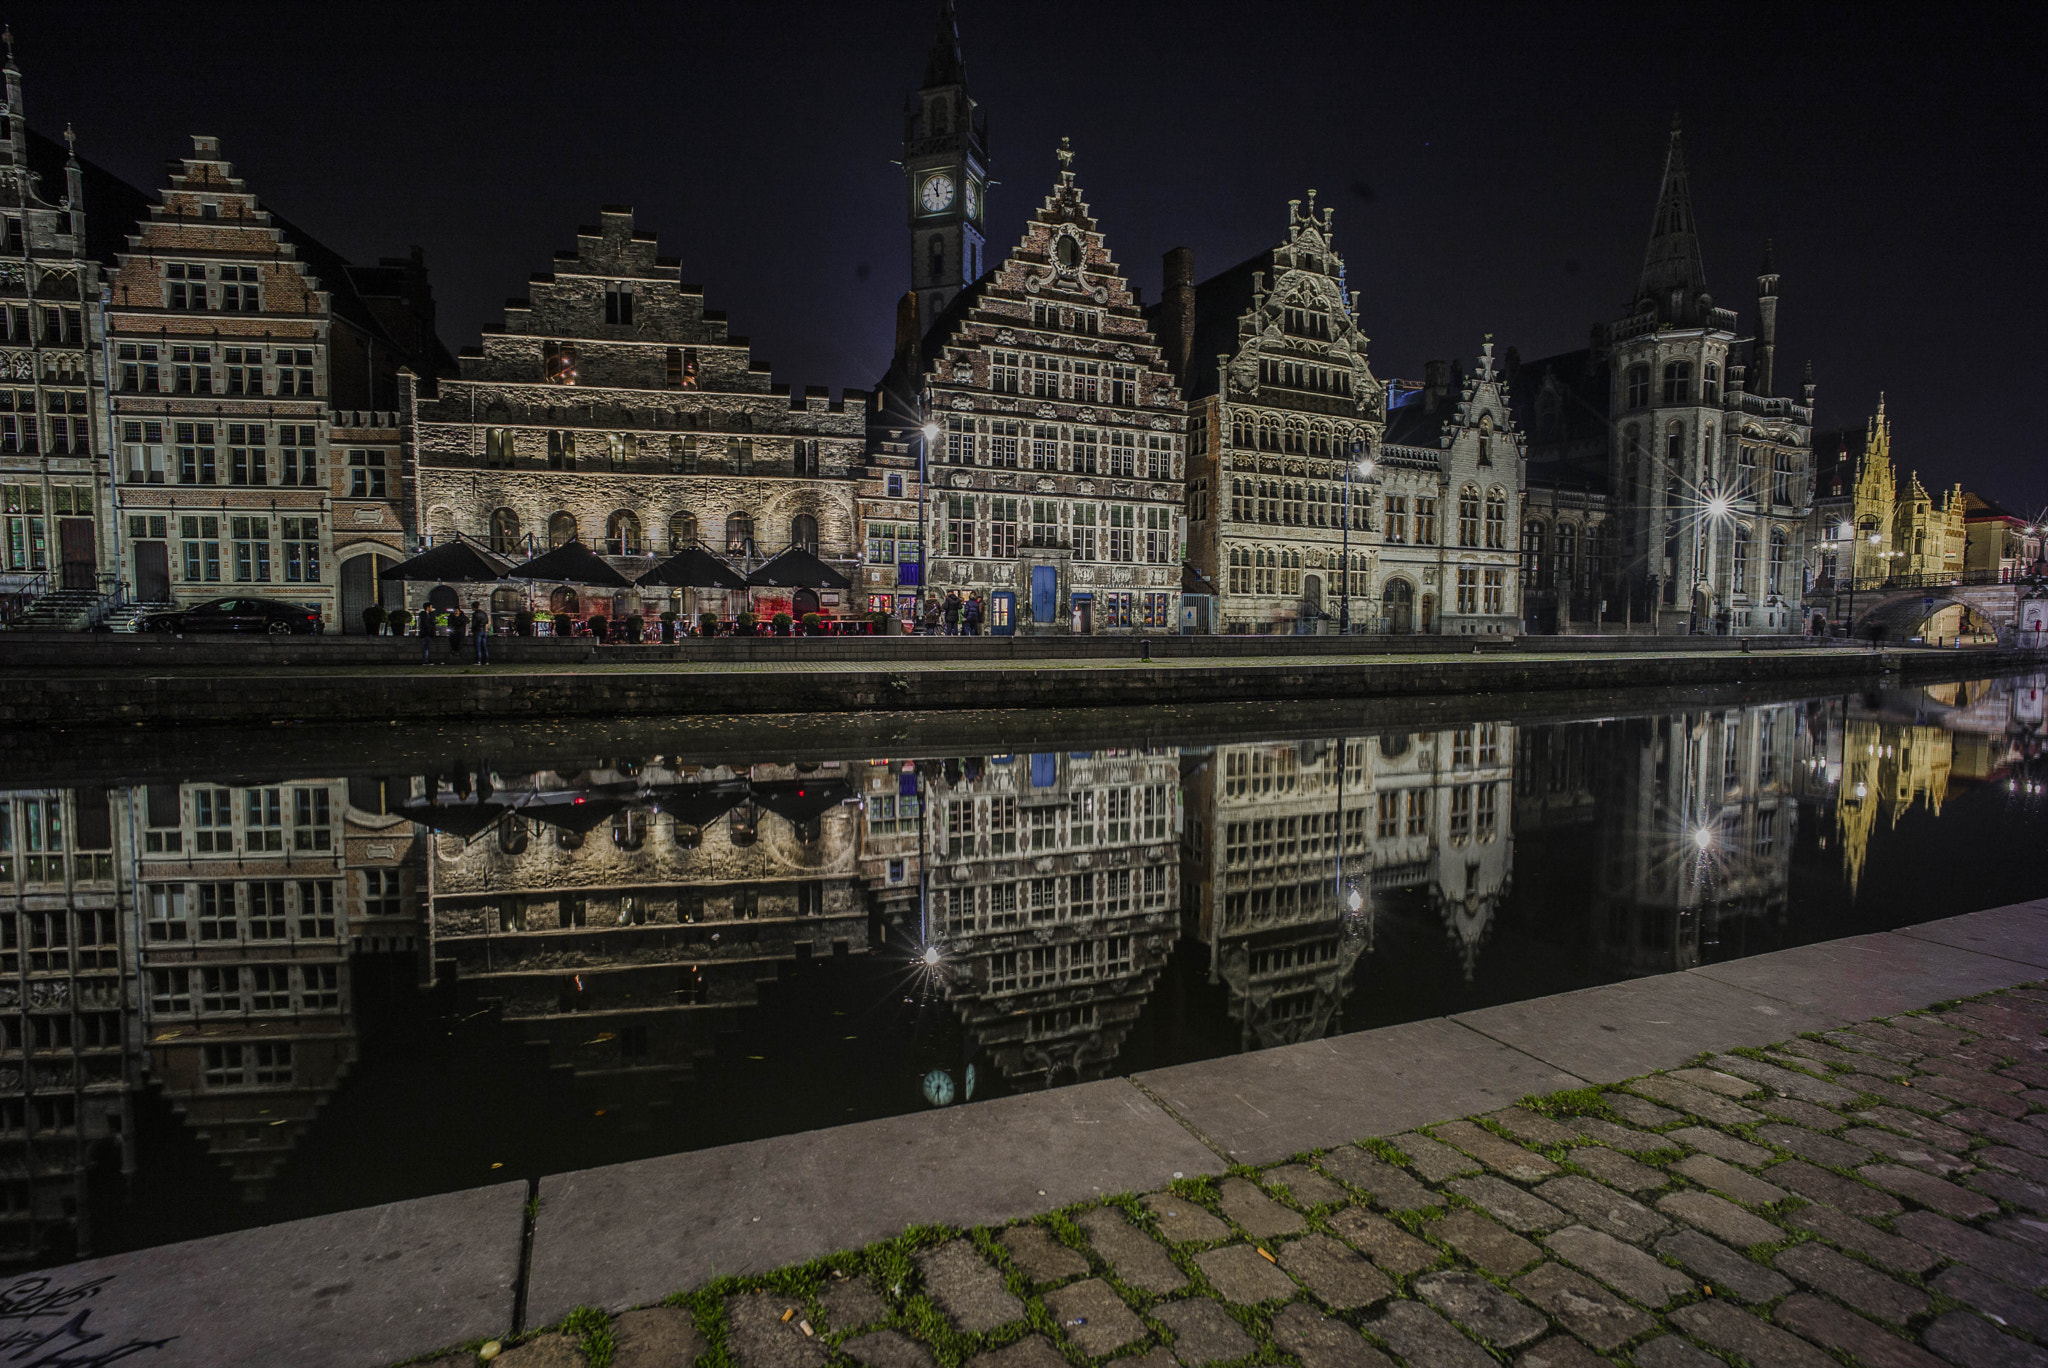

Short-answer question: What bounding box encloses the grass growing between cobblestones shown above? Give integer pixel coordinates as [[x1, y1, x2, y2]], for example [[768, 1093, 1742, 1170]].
[[409, 981, 2048, 1368]]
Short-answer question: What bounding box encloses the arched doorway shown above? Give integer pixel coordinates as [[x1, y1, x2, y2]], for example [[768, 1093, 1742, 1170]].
[[549, 586, 580, 615], [1382, 579, 1413, 634], [338, 552, 392, 633], [426, 583, 461, 612], [793, 587, 821, 618], [1302, 574, 1323, 631]]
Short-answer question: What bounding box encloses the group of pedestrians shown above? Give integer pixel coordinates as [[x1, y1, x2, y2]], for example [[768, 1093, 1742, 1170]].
[[419, 602, 493, 665], [919, 591, 986, 635]]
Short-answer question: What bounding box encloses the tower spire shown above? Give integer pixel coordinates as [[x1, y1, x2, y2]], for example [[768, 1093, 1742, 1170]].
[[924, 0, 967, 89], [1636, 116, 1709, 325], [1753, 237, 1780, 396]]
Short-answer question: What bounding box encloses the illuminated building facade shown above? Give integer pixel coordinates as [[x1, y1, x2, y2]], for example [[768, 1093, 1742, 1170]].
[[406, 208, 866, 629], [1515, 124, 1813, 635], [1160, 198, 1387, 634]]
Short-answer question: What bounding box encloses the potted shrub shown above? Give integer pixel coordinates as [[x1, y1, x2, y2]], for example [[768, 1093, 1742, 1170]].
[[660, 611, 678, 643], [801, 611, 824, 636], [736, 611, 757, 637], [698, 611, 720, 638], [513, 610, 534, 637], [552, 611, 573, 637], [771, 611, 793, 636], [362, 605, 387, 635], [870, 610, 891, 635], [388, 607, 411, 635], [587, 613, 609, 641]]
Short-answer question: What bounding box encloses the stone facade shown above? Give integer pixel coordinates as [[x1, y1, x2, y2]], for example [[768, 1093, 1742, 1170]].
[[1377, 346, 1525, 636], [0, 42, 114, 607], [406, 208, 866, 628], [876, 145, 1187, 635], [1515, 124, 1814, 635], [105, 136, 439, 628], [1161, 197, 1387, 635]]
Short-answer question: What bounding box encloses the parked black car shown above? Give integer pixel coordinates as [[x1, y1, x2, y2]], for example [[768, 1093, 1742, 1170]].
[[139, 597, 325, 635]]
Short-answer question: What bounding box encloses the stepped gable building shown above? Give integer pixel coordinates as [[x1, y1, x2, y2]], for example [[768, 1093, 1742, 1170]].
[[406, 207, 866, 629], [0, 35, 130, 621], [1376, 343, 1525, 636], [904, 0, 988, 338], [1514, 122, 1814, 635], [1155, 195, 1387, 635], [875, 143, 1188, 634], [105, 135, 446, 630]]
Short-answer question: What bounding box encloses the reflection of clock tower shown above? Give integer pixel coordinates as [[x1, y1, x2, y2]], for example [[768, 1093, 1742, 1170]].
[[904, 0, 987, 334]]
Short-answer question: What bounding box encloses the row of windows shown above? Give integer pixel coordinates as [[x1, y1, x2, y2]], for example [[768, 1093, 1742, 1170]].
[[0, 303, 85, 344], [144, 880, 341, 942], [939, 495, 1176, 563], [1624, 359, 1721, 409], [115, 343, 316, 396], [119, 421, 321, 487], [139, 786, 333, 854], [479, 428, 825, 476], [145, 516, 322, 585], [1256, 357, 1355, 397], [1228, 478, 1372, 530], [479, 509, 820, 558], [940, 787, 1172, 859], [939, 866, 1171, 938], [149, 966, 338, 1017], [986, 353, 1141, 404], [159, 263, 266, 313], [939, 417, 1177, 480], [540, 341, 702, 390], [1228, 412, 1369, 457]]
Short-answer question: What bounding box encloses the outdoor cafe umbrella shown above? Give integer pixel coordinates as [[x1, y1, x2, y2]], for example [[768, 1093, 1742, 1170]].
[[503, 537, 637, 589], [377, 536, 514, 584], [745, 545, 852, 591], [636, 544, 748, 591]]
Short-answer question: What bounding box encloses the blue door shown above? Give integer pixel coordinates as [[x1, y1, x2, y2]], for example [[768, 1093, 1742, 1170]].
[[1031, 565, 1057, 627], [991, 591, 1015, 635]]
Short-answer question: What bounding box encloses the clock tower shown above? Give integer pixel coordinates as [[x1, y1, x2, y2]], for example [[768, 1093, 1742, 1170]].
[[904, 0, 986, 335]]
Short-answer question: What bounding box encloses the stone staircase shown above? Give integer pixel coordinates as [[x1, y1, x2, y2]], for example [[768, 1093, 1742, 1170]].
[[5, 587, 101, 631], [101, 600, 173, 633]]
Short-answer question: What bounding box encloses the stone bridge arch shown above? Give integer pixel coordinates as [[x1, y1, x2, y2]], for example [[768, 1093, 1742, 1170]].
[[1850, 593, 2000, 644]]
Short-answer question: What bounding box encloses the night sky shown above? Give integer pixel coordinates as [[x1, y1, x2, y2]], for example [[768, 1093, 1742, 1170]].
[[20, 3, 2042, 513]]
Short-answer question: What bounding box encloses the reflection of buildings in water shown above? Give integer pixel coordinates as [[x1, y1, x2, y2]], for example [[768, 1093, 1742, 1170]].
[[126, 777, 407, 1199], [1588, 707, 1797, 972], [918, 752, 1181, 1088], [1185, 727, 1515, 1046], [423, 762, 866, 1119], [1837, 720, 1950, 897], [0, 788, 132, 1264]]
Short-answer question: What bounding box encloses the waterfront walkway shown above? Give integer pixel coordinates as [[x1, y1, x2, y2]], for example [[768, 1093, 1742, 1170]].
[[4, 641, 2040, 728], [31, 899, 2048, 1367]]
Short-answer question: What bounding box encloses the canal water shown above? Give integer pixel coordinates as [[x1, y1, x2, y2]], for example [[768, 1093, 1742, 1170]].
[[4, 673, 2044, 1266]]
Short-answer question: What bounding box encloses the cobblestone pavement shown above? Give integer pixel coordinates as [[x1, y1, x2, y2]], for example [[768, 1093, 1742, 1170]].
[[425, 985, 2048, 1368]]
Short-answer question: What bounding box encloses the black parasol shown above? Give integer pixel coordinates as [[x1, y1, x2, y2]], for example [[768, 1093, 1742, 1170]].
[[504, 538, 637, 589], [745, 546, 852, 590], [378, 537, 514, 584], [637, 545, 749, 590]]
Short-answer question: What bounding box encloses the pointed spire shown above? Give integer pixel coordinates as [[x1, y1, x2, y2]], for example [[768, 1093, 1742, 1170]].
[[1, 26, 15, 75], [923, 0, 967, 89], [1760, 237, 1777, 278], [1637, 117, 1710, 323]]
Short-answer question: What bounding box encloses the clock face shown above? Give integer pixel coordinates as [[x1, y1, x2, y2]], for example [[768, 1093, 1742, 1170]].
[[920, 172, 956, 214], [965, 179, 980, 219]]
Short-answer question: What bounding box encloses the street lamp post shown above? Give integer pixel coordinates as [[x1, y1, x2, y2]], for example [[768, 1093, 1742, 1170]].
[[1689, 484, 1731, 635], [916, 390, 938, 626], [1340, 444, 1375, 635]]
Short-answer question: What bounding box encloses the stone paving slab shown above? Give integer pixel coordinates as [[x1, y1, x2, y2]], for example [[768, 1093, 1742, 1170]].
[[1898, 901, 2048, 968], [525, 1078, 1220, 1325], [49, 1178, 526, 1368], [1134, 1017, 1584, 1162], [1452, 968, 1846, 1079], [1693, 924, 2047, 1018]]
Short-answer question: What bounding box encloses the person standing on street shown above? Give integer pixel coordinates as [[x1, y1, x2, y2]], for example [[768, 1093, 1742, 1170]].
[[421, 605, 443, 665], [471, 601, 492, 664], [943, 592, 961, 635]]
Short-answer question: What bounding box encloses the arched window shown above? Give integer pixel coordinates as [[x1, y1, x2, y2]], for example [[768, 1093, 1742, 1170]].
[[1522, 520, 1546, 587], [669, 512, 697, 550], [725, 513, 755, 555], [1555, 523, 1577, 587], [1477, 413, 1494, 465], [1732, 523, 1753, 594], [1484, 489, 1507, 549], [549, 586, 580, 615], [790, 514, 819, 551], [496, 814, 528, 855], [610, 809, 645, 852], [1768, 528, 1787, 596], [489, 507, 521, 556], [548, 512, 577, 549], [727, 801, 759, 848], [606, 510, 641, 555], [1458, 486, 1481, 547], [1626, 365, 1650, 409], [1662, 360, 1693, 404]]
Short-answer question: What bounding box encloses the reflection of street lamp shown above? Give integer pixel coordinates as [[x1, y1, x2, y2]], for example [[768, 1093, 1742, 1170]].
[[1340, 445, 1375, 635]]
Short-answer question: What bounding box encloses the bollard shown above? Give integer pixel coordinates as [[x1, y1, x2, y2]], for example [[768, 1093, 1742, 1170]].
[[1742, 637, 1752, 654], [1140, 637, 1151, 662]]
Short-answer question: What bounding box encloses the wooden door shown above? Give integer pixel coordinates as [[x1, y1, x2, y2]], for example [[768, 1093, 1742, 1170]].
[[58, 518, 94, 591]]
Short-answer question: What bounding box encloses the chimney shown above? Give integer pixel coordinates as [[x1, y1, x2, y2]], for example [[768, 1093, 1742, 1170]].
[[893, 291, 920, 373], [1423, 360, 1449, 413], [1159, 247, 1196, 380], [1753, 239, 1780, 396]]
